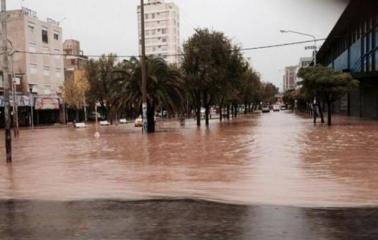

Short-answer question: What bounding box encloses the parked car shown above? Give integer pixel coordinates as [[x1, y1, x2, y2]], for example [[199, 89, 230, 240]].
[[74, 122, 87, 128], [262, 106, 270, 113], [88, 112, 105, 121], [134, 117, 143, 127], [119, 119, 128, 124], [280, 105, 287, 110], [100, 120, 111, 126], [273, 105, 280, 112]]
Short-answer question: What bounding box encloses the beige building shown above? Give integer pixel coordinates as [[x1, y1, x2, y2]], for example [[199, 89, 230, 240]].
[[0, 8, 64, 125], [63, 39, 88, 71], [1, 8, 64, 96], [138, 0, 181, 65]]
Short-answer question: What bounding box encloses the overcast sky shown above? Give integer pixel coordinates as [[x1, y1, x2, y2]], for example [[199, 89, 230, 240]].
[[9, 0, 348, 91]]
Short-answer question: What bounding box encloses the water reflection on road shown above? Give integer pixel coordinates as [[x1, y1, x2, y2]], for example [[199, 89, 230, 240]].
[[0, 112, 377, 207]]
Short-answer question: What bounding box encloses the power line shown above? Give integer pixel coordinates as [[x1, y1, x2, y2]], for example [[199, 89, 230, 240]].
[[13, 39, 325, 59]]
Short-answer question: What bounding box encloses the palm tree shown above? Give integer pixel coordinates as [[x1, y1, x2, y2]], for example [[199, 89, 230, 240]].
[[112, 57, 185, 133]]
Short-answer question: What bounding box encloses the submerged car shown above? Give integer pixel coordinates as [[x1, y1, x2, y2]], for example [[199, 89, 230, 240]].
[[134, 117, 143, 127], [261, 106, 270, 113], [99, 120, 111, 126]]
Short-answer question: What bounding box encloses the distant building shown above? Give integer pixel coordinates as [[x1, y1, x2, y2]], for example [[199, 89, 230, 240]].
[[137, 0, 181, 65], [283, 66, 298, 92], [63, 39, 88, 71], [63, 39, 88, 122], [0, 8, 64, 126], [299, 57, 314, 68], [317, 0, 378, 119]]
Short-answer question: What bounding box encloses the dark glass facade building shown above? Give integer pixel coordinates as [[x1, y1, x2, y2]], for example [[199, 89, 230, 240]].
[[317, 0, 378, 119]]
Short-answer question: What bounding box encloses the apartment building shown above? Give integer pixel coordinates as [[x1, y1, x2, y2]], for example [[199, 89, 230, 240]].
[[63, 39, 88, 71], [283, 66, 298, 92], [137, 0, 181, 65], [0, 8, 64, 126]]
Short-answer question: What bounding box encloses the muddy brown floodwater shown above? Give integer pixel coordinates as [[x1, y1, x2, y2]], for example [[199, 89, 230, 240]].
[[0, 112, 378, 207]]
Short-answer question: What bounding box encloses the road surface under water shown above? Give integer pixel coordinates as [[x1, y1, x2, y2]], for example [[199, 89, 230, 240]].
[[0, 112, 378, 207], [1, 112, 378, 239]]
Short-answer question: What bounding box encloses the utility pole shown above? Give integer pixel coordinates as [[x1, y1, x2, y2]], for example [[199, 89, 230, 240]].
[[140, 0, 148, 133], [1, 0, 12, 163]]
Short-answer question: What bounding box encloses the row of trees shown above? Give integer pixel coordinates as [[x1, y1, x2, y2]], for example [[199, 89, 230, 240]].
[[283, 65, 358, 126], [61, 28, 279, 133]]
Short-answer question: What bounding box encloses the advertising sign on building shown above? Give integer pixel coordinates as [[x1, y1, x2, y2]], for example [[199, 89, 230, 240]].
[[34, 97, 60, 110]]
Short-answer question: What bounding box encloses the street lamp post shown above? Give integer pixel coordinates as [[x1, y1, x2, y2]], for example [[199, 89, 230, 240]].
[[8, 40, 19, 137], [280, 30, 317, 65], [140, 0, 148, 134], [280, 29, 319, 123], [1, 0, 12, 163]]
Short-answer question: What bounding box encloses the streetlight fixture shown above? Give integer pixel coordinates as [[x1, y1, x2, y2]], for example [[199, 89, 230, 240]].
[[280, 29, 317, 65], [280, 29, 319, 123]]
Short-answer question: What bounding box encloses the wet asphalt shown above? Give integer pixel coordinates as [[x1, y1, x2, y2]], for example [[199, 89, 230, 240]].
[[0, 199, 377, 240]]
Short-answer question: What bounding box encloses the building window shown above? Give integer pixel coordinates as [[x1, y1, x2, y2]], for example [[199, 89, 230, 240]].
[[30, 64, 38, 75], [43, 66, 50, 76], [42, 29, 48, 43], [28, 25, 35, 34], [54, 33, 59, 40], [56, 69, 62, 78]]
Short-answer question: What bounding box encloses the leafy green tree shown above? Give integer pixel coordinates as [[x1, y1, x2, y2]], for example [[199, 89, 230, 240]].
[[261, 82, 279, 105], [182, 28, 234, 126], [86, 54, 118, 120], [239, 68, 261, 114], [298, 66, 358, 126], [283, 89, 296, 108]]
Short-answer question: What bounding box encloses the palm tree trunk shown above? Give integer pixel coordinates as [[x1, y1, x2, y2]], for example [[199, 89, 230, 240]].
[[219, 104, 223, 122], [147, 101, 155, 133]]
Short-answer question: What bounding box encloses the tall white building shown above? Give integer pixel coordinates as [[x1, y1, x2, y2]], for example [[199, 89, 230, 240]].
[[137, 0, 181, 65]]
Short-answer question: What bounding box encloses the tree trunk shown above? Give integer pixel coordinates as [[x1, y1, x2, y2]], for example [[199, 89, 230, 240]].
[[203, 91, 210, 126], [244, 102, 248, 114], [196, 92, 201, 127], [75, 109, 80, 122], [147, 101, 155, 133], [313, 103, 317, 124], [227, 105, 230, 120], [318, 102, 325, 124], [327, 101, 332, 126], [219, 104, 223, 122], [205, 104, 210, 126]]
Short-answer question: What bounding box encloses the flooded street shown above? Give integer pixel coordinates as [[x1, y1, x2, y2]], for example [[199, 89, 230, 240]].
[[1, 112, 378, 239], [0, 112, 377, 207]]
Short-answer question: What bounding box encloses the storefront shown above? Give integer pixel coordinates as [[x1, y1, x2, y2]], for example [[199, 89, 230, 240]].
[[34, 96, 61, 125]]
